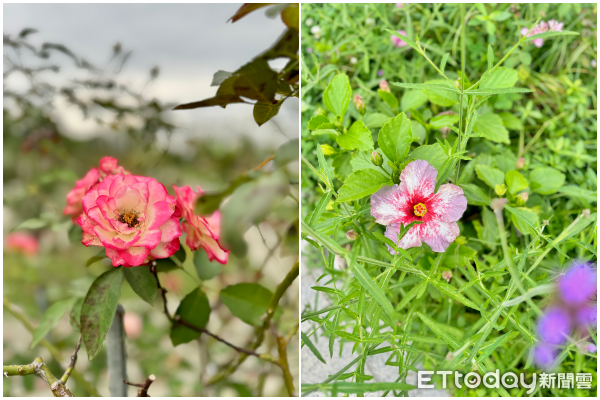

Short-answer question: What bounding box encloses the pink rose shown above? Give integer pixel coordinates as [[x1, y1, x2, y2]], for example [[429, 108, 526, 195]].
[[173, 185, 229, 264], [64, 156, 130, 220], [391, 30, 409, 48], [77, 174, 182, 267], [123, 312, 143, 339], [7, 232, 39, 256], [370, 160, 467, 253]]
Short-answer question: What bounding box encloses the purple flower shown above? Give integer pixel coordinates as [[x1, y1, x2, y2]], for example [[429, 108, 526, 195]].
[[576, 304, 597, 326], [538, 308, 571, 345], [391, 30, 409, 48], [559, 263, 597, 305], [377, 69, 384, 77], [534, 343, 556, 368], [589, 344, 597, 353]]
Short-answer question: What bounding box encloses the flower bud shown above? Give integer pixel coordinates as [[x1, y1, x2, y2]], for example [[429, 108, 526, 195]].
[[495, 183, 507, 196], [442, 270, 453, 283], [516, 191, 529, 205], [543, 220, 549, 226], [516, 157, 526, 170], [346, 230, 359, 241], [354, 94, 366, 115], [455, 236, 467, 246], [370, 150, 383, 166], [379, 79, 391, 93], [391, 170, 401, 185], [320, 144, 337, 156], [582, 209, 591, 218]]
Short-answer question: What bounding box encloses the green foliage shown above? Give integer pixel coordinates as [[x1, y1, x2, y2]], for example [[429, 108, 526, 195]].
[[219, 283, 278, 327], [170, 288, 211, 346], [301, 3, 596, 397]]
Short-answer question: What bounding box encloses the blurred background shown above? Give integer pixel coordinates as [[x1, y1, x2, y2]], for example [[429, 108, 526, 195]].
[[4, 3, 299, 397]]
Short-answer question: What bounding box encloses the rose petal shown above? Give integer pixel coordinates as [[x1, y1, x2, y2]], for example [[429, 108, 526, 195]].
[[159, 216, 183, 243], [149, 238, 180, 259], [117, 246, 151, 267], [114, 186, 142, 212], [145, 201, 174, 230]]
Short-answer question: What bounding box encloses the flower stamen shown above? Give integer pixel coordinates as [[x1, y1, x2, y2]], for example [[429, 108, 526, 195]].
[[414, 203, 427, 217], [119, 210, 139, 228]]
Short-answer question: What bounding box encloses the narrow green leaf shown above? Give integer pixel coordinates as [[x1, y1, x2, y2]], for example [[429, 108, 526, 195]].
[[487, 45, 493, 71], [440, 53, 449, 74], [81, 267, 124, 360], [463, 87, 533, 96], [416, 312, 461, 349], [306, 190, 332, 227], [348, 260, 396, 323], [391, 82, 459, 93], [386, 29, 421, 53], [301, 331, 326, 364], [304, 382, 415, 394], [526, 30, 579, 41], [396, 280, 426, 311], [431, 280, 481, 310]]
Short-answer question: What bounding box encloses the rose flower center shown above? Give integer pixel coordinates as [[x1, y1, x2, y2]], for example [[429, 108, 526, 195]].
[[118, 211, 139, 228], [413, 203, 427, 217]]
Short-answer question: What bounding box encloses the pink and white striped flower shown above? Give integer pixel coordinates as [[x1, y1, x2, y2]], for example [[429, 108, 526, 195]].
[[77, 174, 182, 267], [173, 185, 229, 264], [371, 160, 467, 253], [64, 156, 130, 220]]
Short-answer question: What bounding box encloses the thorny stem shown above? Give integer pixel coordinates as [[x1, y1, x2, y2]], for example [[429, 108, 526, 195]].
[[4, 357, 74, 397], [123, 374, 156, 397], [151, 260, 298, 395], [3, 297, 100, 397]]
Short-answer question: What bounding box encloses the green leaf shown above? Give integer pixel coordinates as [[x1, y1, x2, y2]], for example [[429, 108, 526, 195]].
[[440, 53, 450, 74], [499, 112, 523, 130], [377, 89, 398, 109], [377, 112, 412, 163], [81, 267, 124, 360], [323, 73, 352, 116], [429, 114, 459, 129], [487, 45, 493, 71], [308, 115, 331, 130], [396, 280, 426, 311], [473, 113, 510, 144], [431, 280, 480, 310], [409, 143, 449, 171], [220, 283, 275, 326], [529, 167, 566, 195], [221, 172, 288, 257], [391, 82, 459, 93], [69, 297, 84, 332], [526, 30, 579, 41], [435, 157, 457, 192], [459, 183, 491, 206], [193, 250, 222, 281], [505, 205, 539, 236], [475, 164, 505, 188], [274, 139, 299, 168], [336, 121, 374, 151], [170, 288, 211, 346], [211, 70, 233, 86], [123, 265, 158, 306], [253, 101, 282, 126], [306, 190, 333, 227], [416, 312, 461, 349], [480, 67, 518, 89], [557, 186, 597, 202], [420, 79, 459, 107], [86, 250, 107, 267], [155, 257, 181, 272], [232, 59, 278, 103], [30, 297, 77, 349], [349, 260, 396, 323], [464, 87, 533, 96], [13, 218, 47, 231], [505, 170, 528, 195], [301, 331, 326, 364], [362, 113, 392, 129], [336, 169, 392, 202], [400, 90, 428, 112]]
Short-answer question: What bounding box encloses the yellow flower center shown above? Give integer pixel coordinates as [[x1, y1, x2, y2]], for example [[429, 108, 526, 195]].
[[119, 211, 139, 228], [414, 203, 427, 217]]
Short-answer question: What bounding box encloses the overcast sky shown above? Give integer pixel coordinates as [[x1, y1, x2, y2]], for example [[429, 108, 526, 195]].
[[3, 3, 298, 152]]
